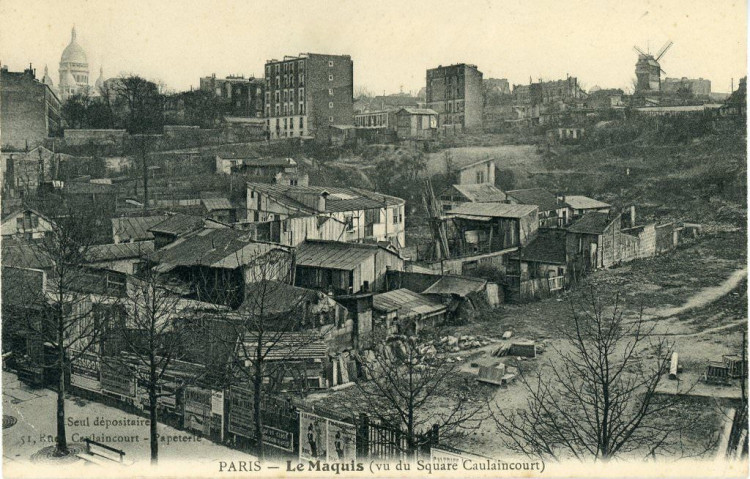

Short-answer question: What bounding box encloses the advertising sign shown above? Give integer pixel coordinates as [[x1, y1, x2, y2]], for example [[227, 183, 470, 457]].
[[211, 390, 224, 416], [228, 386, 254, 438], [70, 353, 101, 392], [185, 386, 211, 435], [100, 361, 136, 397], [299, 412, 357, 461], [263, 425, 294, 452]]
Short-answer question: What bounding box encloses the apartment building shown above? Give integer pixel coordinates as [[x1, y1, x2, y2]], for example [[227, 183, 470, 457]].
[[426, 63, 484, 131], [199, 74, 265, 118], [264, 53, 354, 141]]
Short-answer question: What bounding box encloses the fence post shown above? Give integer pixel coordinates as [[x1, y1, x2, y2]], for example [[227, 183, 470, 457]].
[[357, 413, 369, 460]]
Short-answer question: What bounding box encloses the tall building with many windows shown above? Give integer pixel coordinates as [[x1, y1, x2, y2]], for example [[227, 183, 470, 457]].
[[264, 53, 353, 141], [426, 63, 483, 132]]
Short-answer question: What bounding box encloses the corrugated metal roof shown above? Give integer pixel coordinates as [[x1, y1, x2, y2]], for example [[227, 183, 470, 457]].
[[112, 215, 169, 242], [449, 202, 537, 218], [295, 240, 382, 271], [506, 188, 559, 212], [150, 228, 286, 269], [422, 275, 487, 297], [564, 195, 611, 210], [201, 197, 233, 211], [148, 214, 205, 236], [373, 288, 446, 317], [1, 244, 53, 270], [567, 212, 616, 234], [511, 229, 567, 264], [247, 183, 404, 214], [452, 184, 507, 203], [86, 241, 155, 262], [241, 332, 327, 360]]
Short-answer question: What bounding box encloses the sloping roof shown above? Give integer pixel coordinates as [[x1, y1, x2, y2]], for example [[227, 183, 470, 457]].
[[295, 240, 387, 271], [564, 195, 611, 210], [506, 188, 559, 212], [2, 266, 47, 308], [86, 241, 155, 262], [63, 181, 117, 195], [247, 183, 404, 214], [373, 289, 446, 317], [148, 214, 205, 236], [1, 243, 54, 270], [513, 230, 567, 264], [422, 275, 487, 297], [451, 184, 506, 203], [150, 228, 286, 270], [449, 202, 537, 219], [201, 197, 233, 212], [240, 332, 327, 361], [567, 212, 616, 235], [1, 207, 53, 225], [112, 215, 169, 242], [240, 280, 322, 315], [397, 107, 438, 115]]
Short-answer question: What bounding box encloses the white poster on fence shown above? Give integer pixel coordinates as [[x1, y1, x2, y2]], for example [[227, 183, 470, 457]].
[[326, 418, 356, 461], [299, 412, 327, 461]]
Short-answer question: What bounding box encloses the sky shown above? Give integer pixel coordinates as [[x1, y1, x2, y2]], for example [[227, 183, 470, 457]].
[[0, 0, 746, 95]]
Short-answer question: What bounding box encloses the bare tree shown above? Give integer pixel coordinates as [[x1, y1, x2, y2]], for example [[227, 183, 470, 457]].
[[108, 269, 207, 464], [14, 203, 108, 456], [208, 248, 322, 460], [354, 334, 483, 458], [491, 289, 713, 461]]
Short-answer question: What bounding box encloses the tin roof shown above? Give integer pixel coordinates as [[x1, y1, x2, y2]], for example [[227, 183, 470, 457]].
[[397, 107, 438, 115], [112, 215, 169, 242], [422, 275, 487, 297], [86, 241, 155, 262], [150, 228, 287, 270], [567, 212, 616, 235], [511, 229, 567, 264], [506, 188, 559, 213], [451, 184, 507, 203], [564, 195, 611, 210], [247, 183, 404, 214], [449, 202, 537, 219], [1, 243, 53, 270], [296, 240, 390, 271], [241, 332, 327, 361], [148, 214, 205, 236], [373, 288, 446, 317], [201, 197, 233, 212]]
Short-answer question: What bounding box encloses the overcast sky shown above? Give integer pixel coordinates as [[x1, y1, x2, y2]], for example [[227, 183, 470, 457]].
[[1, 0, 746, 95]]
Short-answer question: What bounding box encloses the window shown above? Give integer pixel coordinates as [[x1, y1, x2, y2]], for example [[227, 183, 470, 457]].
[[300, 117, 304, 130], [329, 102, 334, 109], [476, 171, 485, 183], [328, 60, 334, 67], [299, 87, 304, 98], [328, 88, 333, 96], [328, 74, 333, 81], [328, 116, 334, 122]]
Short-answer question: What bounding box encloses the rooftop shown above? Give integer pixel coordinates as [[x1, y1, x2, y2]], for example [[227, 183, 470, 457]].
[[373, 288, 446, 317], [567, 212, 616, 235], [112, 215, 170, 242], [148, 214, 205, 237], [296, 240, 399, 271], [449, 202, 537, 219], [150, 228, 287, 271], [201, 197, 233, 212], [247, 183, 404, 214], [422, 275, 487, 297], [397, 107, 438, 115], [86, 241, 155, 262], [564, 195, 611, 210], [458, 157, 495, 172], [450, 184, 507, 203], [506, 188, 559, 212], [511, 229, 567, 264], [240, 332, 327, 361]]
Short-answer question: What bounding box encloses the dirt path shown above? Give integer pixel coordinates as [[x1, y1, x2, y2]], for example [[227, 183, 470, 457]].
[[648, 267, 747, 319]]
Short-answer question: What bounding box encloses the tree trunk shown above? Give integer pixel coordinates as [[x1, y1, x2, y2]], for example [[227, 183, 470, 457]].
[[149, 389, 158, 464], [55, 359, 68, 456], [55, 315, 68, 456], [253, 365, 264, 460]]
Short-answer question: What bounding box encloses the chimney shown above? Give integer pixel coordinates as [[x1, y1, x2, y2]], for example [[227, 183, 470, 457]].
[[318, 192, 328, 212], [630, 205, 636, 228]]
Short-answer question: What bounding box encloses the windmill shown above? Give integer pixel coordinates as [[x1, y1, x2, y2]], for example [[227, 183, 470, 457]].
[[633, 40, 673, 93]]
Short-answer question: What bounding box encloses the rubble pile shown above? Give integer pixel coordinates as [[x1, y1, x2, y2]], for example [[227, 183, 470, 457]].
[[427, 335, 497, 354]]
